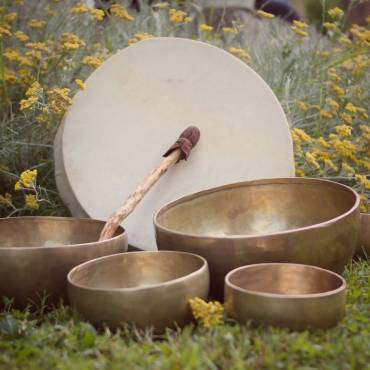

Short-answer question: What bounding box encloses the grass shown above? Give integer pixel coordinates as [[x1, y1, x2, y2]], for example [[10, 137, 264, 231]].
[[0, 1, 369, 369], [0, 259, 369, 370]]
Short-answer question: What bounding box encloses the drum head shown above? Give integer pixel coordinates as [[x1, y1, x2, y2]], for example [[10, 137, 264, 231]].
[[55, 37, 294, 250]]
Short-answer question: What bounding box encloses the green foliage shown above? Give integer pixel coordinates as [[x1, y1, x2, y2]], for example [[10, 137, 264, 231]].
[[0, 260, 369, 370]]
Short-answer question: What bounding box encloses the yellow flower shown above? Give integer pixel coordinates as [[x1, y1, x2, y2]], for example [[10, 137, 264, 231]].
[[355, 175, 370, 190], [47, 88, 72, 115], [296, 169, 305, 177], [70, 3, 89, 14], [189, 297, 224, 328], [335, 125, 352, 137], [256, 10, 274, 19], [61, 33, 85, 51], [15, 169, 38, 190], [345, 102, 357, 113], [169, 8, 188, 24], [360, 125, 370, 140], [340, 113, 353, 125], [75, 79, 86, 90], [0, 26, 12, 38], [91, 8, 105, 21], [293, 20, 308, 29], [3, 48, 22, 61], [338, 35, 352, 46], [320, 110, 333, 119], [25, 194, 39, 210], [330, 135, 356, 160], [317, 137, 330, 148], [4, 12, 17, 23], [290, 25, 308, 37], [229, 47, 250, 60], [110, 4, 134, 21], [20, 81, 42, 111], [26, 42, 49, 52], [328, 7, 344, 19], [324, 159, 338, 172], [327, 68, 341, 83], [305, 152, 320, 171], [28, 19, 46, 29], [222, 27, 237, 34], [323, 22, 338, 31], [0, 193, 12, 207], [296, 101, 309, 112], [199, 23, 213, 32], [330, 84, 345, 98], [342, 162, 355, 176], [128, 32, 154, 46], [292, 128, 312, 143], [82, 56, 102, 68], [15, 30, 29, 43]]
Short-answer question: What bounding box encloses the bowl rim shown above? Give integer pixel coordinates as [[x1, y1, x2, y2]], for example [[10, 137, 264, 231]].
[[225, 263, 346, 299], [67, 250, 209, 292], [153, 177, 360, 240], [0, 216, 127, 251]]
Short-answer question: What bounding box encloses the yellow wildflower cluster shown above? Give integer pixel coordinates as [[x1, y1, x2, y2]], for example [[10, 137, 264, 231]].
[[110, 4, 134, 21], [61, 33, 85, 51], [75, 79, 86, 90], [199, 24, 213, 32], [47, 88, 72, 115], [15, 169, 37, 190], [169, 9, 191, 24], [128, 33, 154, 46], [189, 298, 224, 328], [229, 47, 250, 60], [25, 194, 39, 210], [328, 7, 344, 19], [290, 20, 308, 37], [256, 10, 274, 19], [19, 81, 42, 111], [82, 55, 103, 68], [90, 8, 105, 22], [70, 3, 89, 14], [28, 19, 46, 29]]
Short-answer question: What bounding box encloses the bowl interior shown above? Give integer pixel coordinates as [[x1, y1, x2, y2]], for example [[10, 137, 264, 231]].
[[0, 217, 124, 248], [156, 179, 356, 237], [69, 252, 205, 290], [228, 264, 344, 296]]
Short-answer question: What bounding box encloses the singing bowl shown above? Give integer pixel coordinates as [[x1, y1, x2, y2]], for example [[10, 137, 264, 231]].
[[154, 178, 360, 299], [0, 217, 127, 308], [67, 251, 209, 332], [224, 263, 346, 330], [357, 213, 370, 257]]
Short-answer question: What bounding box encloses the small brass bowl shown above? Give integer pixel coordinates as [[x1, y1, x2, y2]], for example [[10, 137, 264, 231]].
[[225, 263, 346, 330], [357, 213, 370, 257], [0, 217, 127, 308], [67, 251, 209, 332], [154, 178, 360, 299]]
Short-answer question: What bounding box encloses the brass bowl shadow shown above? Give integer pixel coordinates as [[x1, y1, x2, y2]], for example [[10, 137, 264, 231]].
[[0, 217, 127, 309], [67, 251, 209, 332], [154, 178, 360, 300], [357, 213, 370, 257], [225, 263, 346, 330]]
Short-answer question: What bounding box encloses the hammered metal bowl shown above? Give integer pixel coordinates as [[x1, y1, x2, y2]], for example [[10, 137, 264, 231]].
[[224, 263, 346, 330], [357, 213, 370, 257], [0, 217, 127, 308], [154, 178, 360, 299], [67, 251, 209, 332]]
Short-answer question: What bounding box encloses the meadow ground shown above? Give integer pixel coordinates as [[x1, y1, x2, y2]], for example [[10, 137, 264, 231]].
[[0, 1, 369, 369]]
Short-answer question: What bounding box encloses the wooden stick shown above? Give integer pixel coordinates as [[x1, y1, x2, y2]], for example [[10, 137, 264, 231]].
[[99, 126, 200, 241]]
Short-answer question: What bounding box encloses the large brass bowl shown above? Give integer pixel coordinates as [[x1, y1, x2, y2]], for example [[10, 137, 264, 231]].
[[67, 251, 209, 332], [224, 263, 346, 330], [357, 213, 370, 257], [0, 217, 127, 308], [154, 178, 360, 299]]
